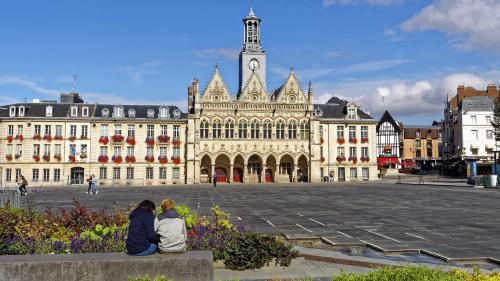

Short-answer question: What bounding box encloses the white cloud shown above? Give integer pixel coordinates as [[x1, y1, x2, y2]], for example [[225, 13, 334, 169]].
[[323, 0, 402, 7], [401, 0, 500, 51], [193, 48, 240, 61], [118, 61, 161, 84], [0, 75, 60, 96]]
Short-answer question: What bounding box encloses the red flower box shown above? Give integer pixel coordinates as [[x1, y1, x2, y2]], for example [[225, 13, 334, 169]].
[[99, 136, 109, 145], [15, 135, 24, 142], [80, 135, 88, 140], [361, 137, 369, 144], [171, 156, 181, 165], [158, 156, 168, 164], [14, 154, 21, 159], [68, 136, 76, 142], [69, 155, 76, 162], [125, 155, 136, 163], [80, 153, 87, 159], [112, 135, 124, 143], [337, 137, 345, 144], [144, 155, 155, 163], [54, 155, 62, 161], [360, 156, 370, 163], [349, 137, 358, 144], [33, 134, 42, 141], [5, 154, 13, 161], [349, 156, 358, 164], [112, 155, 123, 164], [6, 136, 13, 143], [54, 135, 63, 141], [336, 156, 346, 163], [126, 137, 136, 145], [157, 135, 170, 143], [320, 137, 325, 145], [43, 155, 50, 162], [33, 155, 41, 162], [98, 155, 109, 163], [145, 138, 155, 146], [43, 135, 52, 142], [320, 156, 325, 162], [172, 138, 181, 146]]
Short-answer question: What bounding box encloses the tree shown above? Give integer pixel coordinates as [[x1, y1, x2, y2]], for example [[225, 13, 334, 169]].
[[492, 92, 500, 140]]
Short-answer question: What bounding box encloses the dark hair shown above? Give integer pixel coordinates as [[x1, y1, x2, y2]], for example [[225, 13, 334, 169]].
[[136, 200, 156, 213]]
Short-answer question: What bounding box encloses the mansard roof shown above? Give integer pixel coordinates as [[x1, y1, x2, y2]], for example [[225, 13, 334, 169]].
[[94, 104, 187, 119], [313, 96, 373, 120], [376, 110, 401, 133]]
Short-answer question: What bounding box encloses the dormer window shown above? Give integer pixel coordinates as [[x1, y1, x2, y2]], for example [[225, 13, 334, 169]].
[[173, 109, 181, 119], [9, 106, 16, 117], [46, 106, 53, 117], [159, 107, 169, 118], [347, 108, 356, 120], [113, 106, 124, 118], [128, 108, 136, 118], [314, 108, 323, 117], [82, 107, 89, 117], [416, 130, 421, 138], [147, 109, 155, 118], [102, 108, 110, 117], [18, 106, 25, 117], [71, 106, 78, 117]]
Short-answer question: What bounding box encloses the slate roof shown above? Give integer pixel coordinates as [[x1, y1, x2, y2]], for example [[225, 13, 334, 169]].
[[313, 96, 373, 120], [94, 104, 187, 119], [458, 96, 494, 111]]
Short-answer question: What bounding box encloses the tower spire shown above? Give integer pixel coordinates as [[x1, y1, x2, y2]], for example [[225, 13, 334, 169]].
[[308, 81, 313, 104]]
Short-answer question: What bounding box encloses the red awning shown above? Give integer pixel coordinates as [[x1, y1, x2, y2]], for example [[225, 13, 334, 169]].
[[377, 157, 401, 166]]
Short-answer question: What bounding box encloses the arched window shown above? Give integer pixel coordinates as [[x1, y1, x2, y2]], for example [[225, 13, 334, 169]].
[[45, 106, 53, 117], [238, 121, 247, 139], [288, 121, 297, 139], [300, 122, 310, 140], [225, 120, 234, 139], [212, 120, 221, 139], [263, 121, 272, 139], [200, 120, 209, 139], [276, 121, 285, 139], [113, 106, 123, 118], [251, 121, 259, 139], [159, 107, 169, 118]]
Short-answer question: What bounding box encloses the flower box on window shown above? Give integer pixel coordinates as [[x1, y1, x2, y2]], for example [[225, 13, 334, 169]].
[[349, 137, 358, 144], [33, 134, 42, 141], [158, 156, 168, 164], [112, 155, 123, 164], [43, 135, 52, 142], [336, 156, 346, 163], [54, 154, 62, 161], [5, 154, 13, 161], [98, 136, 109, 145], [33, 155, 40, 162], [43, 154, 50, 162], [111, 135, 124, 143], [320, 156, 325, 162], [361, 137, 369, 144], [15, 135, 24, 142], [144, 155, 155, 163], [145, 138, 155, 146], [54, 135, 63, 141], [172, 138, 181, 146], [69, 155, 76, 162], [68, 136, 76, 142], [337, 137, 345, 144], [6, 136, 13, 143], [348, 156, 358, 164], [98, 155, 109, 163], [126, 137, 136, 146], [80, 153, 87, 159], [125, 155, 136, 163], [171, 156, 181, 165], [320, 137, 324, 145], [157, 135, 170, 144], [360, 156, 370, 163], [80, 135, 88, 140], [14, 154, 21, 159]]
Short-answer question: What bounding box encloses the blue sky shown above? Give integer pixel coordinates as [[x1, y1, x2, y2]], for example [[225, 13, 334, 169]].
[[0, 0, 499, 124]]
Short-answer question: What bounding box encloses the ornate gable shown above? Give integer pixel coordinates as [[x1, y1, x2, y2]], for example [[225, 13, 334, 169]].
[[201, 68, 233, 103], [238, 72, 269, 103], [274, 72, 307, 104]]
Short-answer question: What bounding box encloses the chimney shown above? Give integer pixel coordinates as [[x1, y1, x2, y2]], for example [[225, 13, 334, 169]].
[[188, 85, 194, 114], [307, 81, 313, 104], [457, 84, 465, 106], [487, 83, 498, 94]]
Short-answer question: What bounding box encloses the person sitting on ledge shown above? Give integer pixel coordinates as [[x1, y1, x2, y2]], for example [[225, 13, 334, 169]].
[[154, 199, 187, 253], [126, 200, 160, 256]]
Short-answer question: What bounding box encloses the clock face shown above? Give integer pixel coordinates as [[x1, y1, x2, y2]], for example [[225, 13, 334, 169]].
[[249, 59, 260, 70]]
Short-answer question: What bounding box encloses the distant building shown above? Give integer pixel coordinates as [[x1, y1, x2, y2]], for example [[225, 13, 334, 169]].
[[401, 125, 442, 168], [376, 111, 402, 176]]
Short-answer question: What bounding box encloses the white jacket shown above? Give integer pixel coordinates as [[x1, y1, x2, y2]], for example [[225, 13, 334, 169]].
[[154, 212, 187, 253]]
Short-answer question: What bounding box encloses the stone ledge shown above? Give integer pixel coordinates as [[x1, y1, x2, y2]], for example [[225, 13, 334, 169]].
[[0, 251, 213, 281]]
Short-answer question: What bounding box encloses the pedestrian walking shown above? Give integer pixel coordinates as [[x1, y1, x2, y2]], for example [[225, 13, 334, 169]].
[[212, 174, 217, 187], [86, 175, 92, 194], [17, 175, 28, 196], [91, 174, 98, 194]]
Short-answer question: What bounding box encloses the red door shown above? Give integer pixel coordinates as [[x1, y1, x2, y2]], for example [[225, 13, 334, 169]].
[[233, 168, 243, 183], [265, 169, 273, 182], [215, 168, 227, 183]]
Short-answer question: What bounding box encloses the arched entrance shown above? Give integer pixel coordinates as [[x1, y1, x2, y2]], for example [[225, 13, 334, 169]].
[[297, 155, 309, 182], [215, 154, 231, 184], [200, 155, 212, 183], [247, 154, 262, 183], [70, 167, 85, 185], [265, 155, 277, 183], [233, 154, 244, 183], [278, 155, 294, 183]]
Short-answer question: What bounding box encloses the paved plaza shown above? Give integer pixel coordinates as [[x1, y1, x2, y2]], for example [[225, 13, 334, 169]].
[[22, 182, 500, 263]]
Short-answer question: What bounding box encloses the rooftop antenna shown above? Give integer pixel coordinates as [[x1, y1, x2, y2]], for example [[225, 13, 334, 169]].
[[72, 74, 78, 93]]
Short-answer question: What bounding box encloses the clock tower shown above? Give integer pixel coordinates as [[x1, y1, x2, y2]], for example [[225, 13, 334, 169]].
[[239, 8, 267, 93]]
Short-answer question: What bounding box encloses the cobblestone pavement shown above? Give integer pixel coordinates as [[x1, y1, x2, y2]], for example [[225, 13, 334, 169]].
[[22, 182, 500, 262]]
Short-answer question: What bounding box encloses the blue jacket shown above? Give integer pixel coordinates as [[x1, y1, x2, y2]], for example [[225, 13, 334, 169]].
[[126, 208, 160, 255]]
